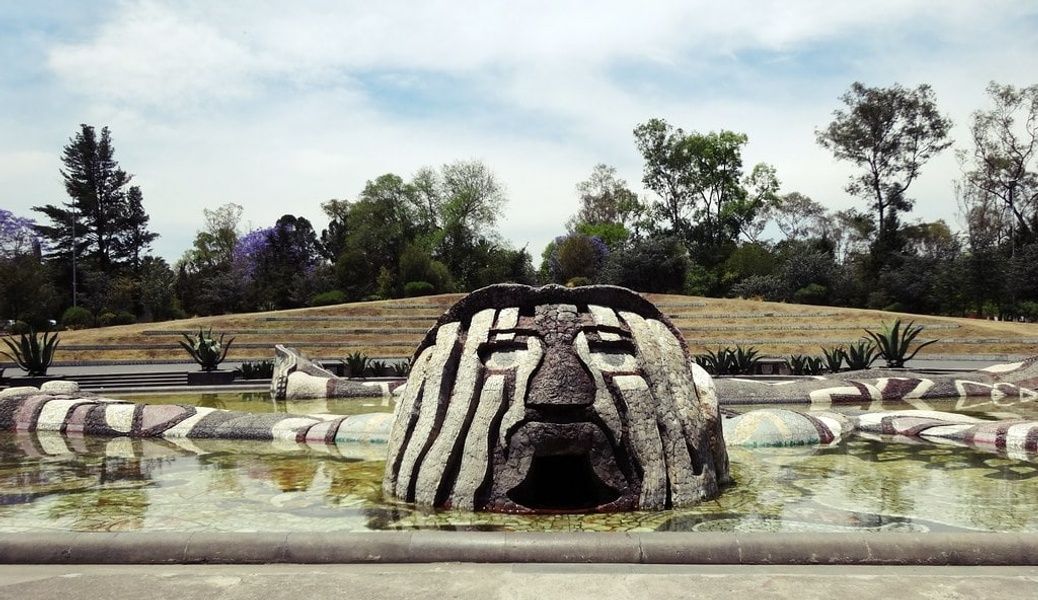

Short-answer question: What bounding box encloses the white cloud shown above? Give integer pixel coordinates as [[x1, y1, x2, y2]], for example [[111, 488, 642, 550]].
[[0, 0, 1033, 262]]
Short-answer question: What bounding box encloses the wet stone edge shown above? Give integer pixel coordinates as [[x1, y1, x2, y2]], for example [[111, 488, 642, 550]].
[[0, 532, 1037, 565]]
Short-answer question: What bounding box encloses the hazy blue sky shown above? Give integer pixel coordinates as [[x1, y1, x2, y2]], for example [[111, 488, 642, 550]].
[[2, 1, 1037, 261]]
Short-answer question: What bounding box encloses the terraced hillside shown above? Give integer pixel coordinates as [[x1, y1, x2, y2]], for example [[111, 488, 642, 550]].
[[34, 293, 1038, 364]]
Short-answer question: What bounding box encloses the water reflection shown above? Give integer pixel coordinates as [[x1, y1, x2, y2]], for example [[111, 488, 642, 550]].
[[110, 392, 393, 417], [3, 427, 1038, 533]]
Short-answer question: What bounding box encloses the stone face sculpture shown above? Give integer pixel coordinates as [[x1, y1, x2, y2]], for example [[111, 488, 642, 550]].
[[381, 284, 731, 513]]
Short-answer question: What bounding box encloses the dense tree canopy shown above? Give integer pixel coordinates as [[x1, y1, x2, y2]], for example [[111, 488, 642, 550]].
[[6, 84, 1038, 330], [633, 119, 779, 266]]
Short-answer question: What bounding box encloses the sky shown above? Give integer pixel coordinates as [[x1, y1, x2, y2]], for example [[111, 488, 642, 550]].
[[2, 0, 1037, 263]]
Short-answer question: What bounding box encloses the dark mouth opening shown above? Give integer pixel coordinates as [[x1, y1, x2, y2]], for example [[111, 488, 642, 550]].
[[507, 452, 620, 511]]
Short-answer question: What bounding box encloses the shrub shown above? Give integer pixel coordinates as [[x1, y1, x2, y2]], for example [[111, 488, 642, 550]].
[[730, 275, 787, 301], [793, 283, 829, 305], [864, 319, 939, 368], [723, 243, 778, 282], [61, 306, 94, 330], [310, 290, 347, 306], [8, 321, 30, 335], [566, 277, 592, 287], [403, 281, 435, 297], [1, 330, 60, 376], [366, 359, 387, 377], [1019, 301, 1038, 322], [97, 311, 136, 327], [781, 249, 836, 294], [178, 328, 234, 371], [603, 235, 688, 293]]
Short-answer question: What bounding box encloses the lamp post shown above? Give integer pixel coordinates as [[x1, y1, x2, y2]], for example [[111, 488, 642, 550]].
[[71, 201, 77, 308]]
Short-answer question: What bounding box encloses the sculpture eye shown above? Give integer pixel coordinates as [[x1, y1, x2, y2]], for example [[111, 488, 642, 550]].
[[479, 339, 533, 370], [587, 339, 638, 372]]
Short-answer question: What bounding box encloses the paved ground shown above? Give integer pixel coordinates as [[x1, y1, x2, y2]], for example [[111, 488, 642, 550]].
[[0, 564, 1036, 599]]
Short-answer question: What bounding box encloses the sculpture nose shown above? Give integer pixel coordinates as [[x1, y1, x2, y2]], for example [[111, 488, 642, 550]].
[[526, 345, 595, 408]]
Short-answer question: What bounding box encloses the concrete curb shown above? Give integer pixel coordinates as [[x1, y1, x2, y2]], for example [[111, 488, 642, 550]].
[[1, 532, 1036, 565]]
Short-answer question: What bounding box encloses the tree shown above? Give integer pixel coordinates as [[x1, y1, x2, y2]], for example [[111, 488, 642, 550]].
[[436, 160, 507, 285], [440, 160, 506, 234], [118, 186, 159, 273], [334, 175, 417, 299], [816, 82, 953, 249], [0, 211, 57, 325], [176, 203, 244, 315], [823, 208, 875, 261], [34, 124, 134, 274], [318, 198, 351, 262], [772, 192, 826, 241], [567, 164, 642, 243], [409, 167, 444, 233], [188, 203, 243, 270], [0, 209, 37, 258], [633, 119, 779, 262], [603, 235, 689, 293], [959, 82, 1038, 249], [542, 234, 609, 284], [136, 257, 179, 321], [250, 215, 322, 309], [738, 163, 781, 243], [321, 161, 517, 299]]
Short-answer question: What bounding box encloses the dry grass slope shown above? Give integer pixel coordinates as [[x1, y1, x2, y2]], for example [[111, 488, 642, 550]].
[[47, 293, 1038, 363]]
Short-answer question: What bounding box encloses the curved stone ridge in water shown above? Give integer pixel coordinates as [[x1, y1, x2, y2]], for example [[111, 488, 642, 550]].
[[382, 283, 731, 513], [271, 344, 407, 400], [724, 407, 1038, 462], [854, 409, 1038, 459], [717, 355, 1038, 406], [0, 388, 395, 456], [722, 409, 850, 447]]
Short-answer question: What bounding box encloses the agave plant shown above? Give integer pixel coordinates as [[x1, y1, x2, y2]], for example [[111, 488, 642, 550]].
[[821, 346, 845, 373], [367, 359, 387, 377], [731, 345, 761, 375], [178, 328, 234, 372], [694, 347, 736, 376], [344, 351, 369, 378], [234, 360, 274, 380], [864, 319, 938, 368], [391, 360, 412, 377], [1, 330, 60, 376], [844, 340, 877, 371], [788, 354, 824, 376]]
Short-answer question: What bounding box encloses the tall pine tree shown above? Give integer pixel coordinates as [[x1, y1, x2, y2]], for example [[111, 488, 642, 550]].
[[33, 124, 157, 312], [34, 124, 133, 274], [119, 185, 159, 273]]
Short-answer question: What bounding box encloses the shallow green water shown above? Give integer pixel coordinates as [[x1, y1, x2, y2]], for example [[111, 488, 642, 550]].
[[1, 394, 1037, 533], [108, 392, 394, 416]]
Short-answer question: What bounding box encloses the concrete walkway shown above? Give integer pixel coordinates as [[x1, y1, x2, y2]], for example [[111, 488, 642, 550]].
[[1, 564, 1036, 599]]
